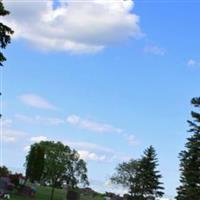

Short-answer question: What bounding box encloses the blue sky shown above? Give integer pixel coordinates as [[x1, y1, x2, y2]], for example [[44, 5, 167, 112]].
[[1, 0, 200, 199]]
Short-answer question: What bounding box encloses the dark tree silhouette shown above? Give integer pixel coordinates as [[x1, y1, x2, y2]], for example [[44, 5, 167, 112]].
[[176, 97, 200, 200], [0, 2, 13, 66]]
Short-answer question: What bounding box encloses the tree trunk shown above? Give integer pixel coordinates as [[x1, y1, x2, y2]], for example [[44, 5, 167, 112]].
[[50, 185, 55, 200]]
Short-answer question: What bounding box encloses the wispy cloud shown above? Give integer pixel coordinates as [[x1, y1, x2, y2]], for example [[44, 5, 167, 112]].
[[66, 115, 123, 134], [144, 45, 165, 56], [15, 114, 64, 125], [126, 134, 139, 147], [65, 140, 131, 163], [65, 141, 114, 154], [18, 94, 57, 110], [66, 114, 139, 148], [187, 59, 200, 67], [2, 129, 28, 143], [1, 118, 12, 127]]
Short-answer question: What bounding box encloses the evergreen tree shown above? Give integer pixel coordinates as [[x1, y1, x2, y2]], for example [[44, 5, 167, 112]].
[[0, 1, 13, 66], [176, 97, 200, 200], [138, 146, 164, 200]]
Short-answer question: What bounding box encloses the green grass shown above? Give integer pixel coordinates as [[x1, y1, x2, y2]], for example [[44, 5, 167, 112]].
[[10, 186, 104, 200]]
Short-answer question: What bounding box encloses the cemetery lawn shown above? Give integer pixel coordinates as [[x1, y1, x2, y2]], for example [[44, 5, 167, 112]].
[[11, 186, 104, 200]]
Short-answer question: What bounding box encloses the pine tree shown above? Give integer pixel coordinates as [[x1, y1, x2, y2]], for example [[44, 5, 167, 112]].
[[138, 146, 164, 200], [176, 97, 200, 200], [0, 1, 13, 66]]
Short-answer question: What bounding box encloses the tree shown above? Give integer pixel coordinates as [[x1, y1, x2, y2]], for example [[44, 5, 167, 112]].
[[111, 146, 164, 200], [111, 159, 141, 198], [0, 165, 10, 176], [176, 97, 200, 200], [25, 141, 89, 200], [138, 146, 164, 200], [0, 1, 14, 66]]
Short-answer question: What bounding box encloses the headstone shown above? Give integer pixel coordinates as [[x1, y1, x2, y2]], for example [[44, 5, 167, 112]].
[[67, 190, 80, 200]]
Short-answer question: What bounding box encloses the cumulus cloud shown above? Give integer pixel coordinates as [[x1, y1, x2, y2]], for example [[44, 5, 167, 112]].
[[18, 94, 57, 110], [144, 44, 165, 56], [66, 115, 123, 133], [24, 136, 48, 152], [78, 150, 106, 161], [3, 0, 142, 53], [30, 136, 48, 143]]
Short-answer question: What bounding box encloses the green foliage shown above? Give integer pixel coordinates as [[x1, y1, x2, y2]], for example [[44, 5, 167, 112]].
[[0, 1, 14, 66], [176, 97, 200, 200], [111, 146, 164, 200], [25, 143, 45, 182], [111, 159, 140, 193]]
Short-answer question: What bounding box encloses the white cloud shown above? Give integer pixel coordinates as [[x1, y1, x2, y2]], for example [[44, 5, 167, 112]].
[[15, 114, 64, 125], [78, 150, 106, 161], [3, 0, 142, 53], [18, 94, 56, 110], [144, 45, 165, 56], [24, 145, 30, 152], [66, 140, 114, 153], [2, 129, 28, 143], [24, 136, 48, 151], [66, 115, 123, 133], [187, 59, 196, 66], [66, 114, 139, 148], [187, 59, 200, 67], [104, 180, 128, 195], [30, 136, 48, 143], [65, 140, 131, 162], [127, 134, 139, 147], [0, 118, 12, 127]]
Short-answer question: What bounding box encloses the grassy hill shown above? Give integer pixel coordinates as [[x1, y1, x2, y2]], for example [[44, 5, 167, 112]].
[[11, 186, 104, 200]]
